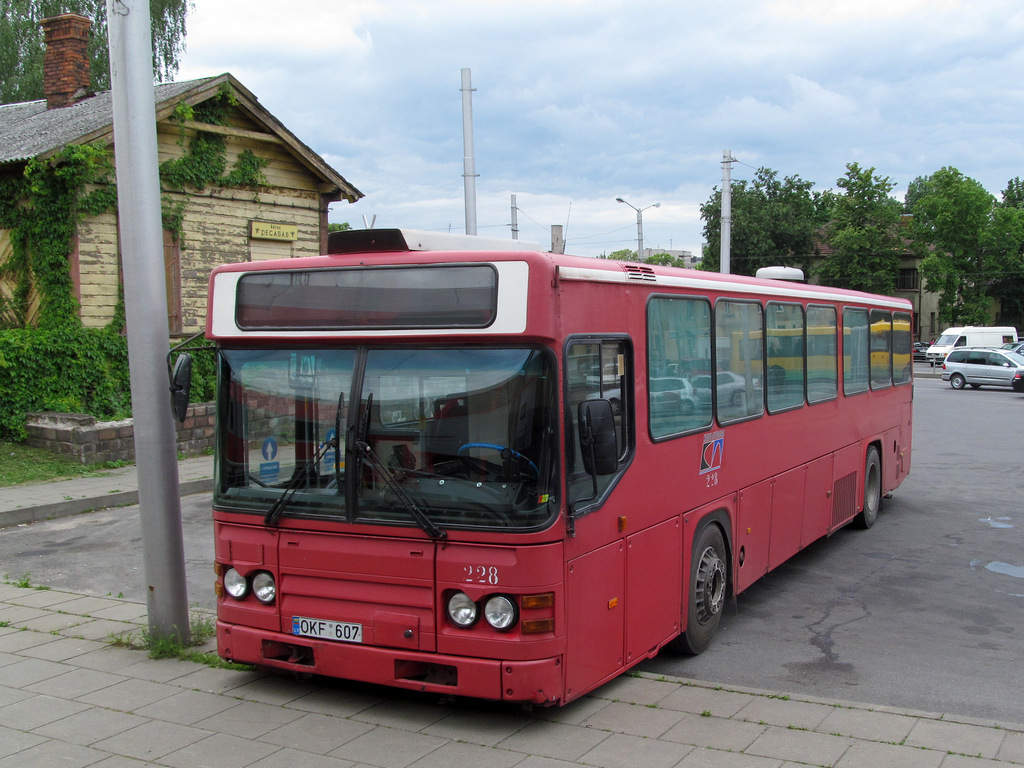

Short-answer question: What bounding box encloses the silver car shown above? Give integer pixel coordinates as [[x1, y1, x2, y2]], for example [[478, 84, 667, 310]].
[[941, 347, 1024, 390]]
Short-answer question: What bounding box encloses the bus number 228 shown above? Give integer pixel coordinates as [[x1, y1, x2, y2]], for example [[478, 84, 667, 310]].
[[464, 566, 499, 584]]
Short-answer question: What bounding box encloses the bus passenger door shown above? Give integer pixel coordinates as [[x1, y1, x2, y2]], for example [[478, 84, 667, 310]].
[[565, 542, 624, 700]]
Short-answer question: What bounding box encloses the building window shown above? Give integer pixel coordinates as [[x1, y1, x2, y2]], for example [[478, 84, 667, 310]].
[[164, 230, 182, 334], [897, 268, 919, 290]]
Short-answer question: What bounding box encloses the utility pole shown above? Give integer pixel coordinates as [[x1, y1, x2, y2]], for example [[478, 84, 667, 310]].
[[511, 194, 519, 240], [721, 150, 734, 274], [461, 68, 478, 236], [107, 0, 190, 643], [551, 224, 564, 254]]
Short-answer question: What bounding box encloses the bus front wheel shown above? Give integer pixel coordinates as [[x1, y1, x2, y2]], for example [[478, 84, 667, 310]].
[[674, 524, 727, 655]]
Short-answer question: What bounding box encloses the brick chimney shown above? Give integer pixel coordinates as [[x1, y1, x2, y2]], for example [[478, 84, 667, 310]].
[[40, 13, 92, 109]]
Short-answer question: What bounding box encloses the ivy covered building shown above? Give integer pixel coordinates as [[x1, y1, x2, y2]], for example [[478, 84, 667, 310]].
[[0, 13, 362, 336]]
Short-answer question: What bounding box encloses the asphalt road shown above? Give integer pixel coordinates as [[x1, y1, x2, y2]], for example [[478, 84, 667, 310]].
[[642, 375, 1024, 722], [2, 373, 1022, 722]]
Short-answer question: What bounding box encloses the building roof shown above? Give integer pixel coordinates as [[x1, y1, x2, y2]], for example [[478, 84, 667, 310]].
[[0, 73, 361, 202]]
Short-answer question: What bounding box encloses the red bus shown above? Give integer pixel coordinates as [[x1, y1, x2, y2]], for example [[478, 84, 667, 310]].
[[190, 229, 912, 705]]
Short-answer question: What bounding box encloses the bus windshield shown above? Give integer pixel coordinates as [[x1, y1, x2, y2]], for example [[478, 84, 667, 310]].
[[215, 346, 558, 532]]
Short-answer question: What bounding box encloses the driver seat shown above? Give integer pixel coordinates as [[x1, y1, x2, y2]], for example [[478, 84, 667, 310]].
[[425, 394, 469, 470]]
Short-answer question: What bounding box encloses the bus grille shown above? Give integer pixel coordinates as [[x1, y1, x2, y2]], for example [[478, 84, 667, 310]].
[[623, 264, 657, 282], [831, 471, 857, 529]]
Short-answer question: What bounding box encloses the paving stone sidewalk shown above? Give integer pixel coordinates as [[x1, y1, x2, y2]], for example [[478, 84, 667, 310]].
[[0, 455, 214, 529], [2, 583, 1023, 768]]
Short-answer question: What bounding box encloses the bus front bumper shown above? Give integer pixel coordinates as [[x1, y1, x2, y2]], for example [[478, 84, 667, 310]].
[[217, 621, 564, 705]]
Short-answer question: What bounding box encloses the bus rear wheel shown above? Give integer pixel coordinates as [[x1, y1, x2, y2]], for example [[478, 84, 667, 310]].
[[674, 524, 727, 655], [855, 446, 882, 529]]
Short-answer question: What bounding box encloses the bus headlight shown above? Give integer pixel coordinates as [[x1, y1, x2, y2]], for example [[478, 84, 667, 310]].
[[446, 592, 478, 627], [223, 568, 248, 599], [252, 571, 276, 604], [484, 595, 517, 630]]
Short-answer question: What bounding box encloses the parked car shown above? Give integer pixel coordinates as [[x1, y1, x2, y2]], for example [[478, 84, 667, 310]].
[[648, 377, 698, 416], [941, 348, 1024, 390], [1013, 369, 1024, 393], [913, 342, 930, 362], [691, 371, 762, 407], [926, 326, 1018, 365], [1000, 340, 1024, 355]]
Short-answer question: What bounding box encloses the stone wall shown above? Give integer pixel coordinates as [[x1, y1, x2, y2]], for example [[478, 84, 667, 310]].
[[25, 403, 215, 465]]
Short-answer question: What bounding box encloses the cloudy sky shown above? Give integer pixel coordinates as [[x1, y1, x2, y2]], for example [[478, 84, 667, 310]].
[[176, 0, 1024, 258]]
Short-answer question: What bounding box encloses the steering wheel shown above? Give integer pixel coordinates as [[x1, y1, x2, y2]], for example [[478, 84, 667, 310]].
[[456, 443, 539, 478]]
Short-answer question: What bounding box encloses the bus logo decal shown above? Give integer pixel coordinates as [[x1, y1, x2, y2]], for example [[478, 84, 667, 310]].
[[700, 430, 725, 474]]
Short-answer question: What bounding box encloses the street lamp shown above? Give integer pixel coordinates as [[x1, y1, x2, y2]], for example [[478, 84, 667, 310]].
[[616, 197, 660, 261]]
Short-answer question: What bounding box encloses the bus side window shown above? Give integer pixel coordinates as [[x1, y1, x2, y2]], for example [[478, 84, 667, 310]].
[[766, 302, 804, 413], [715, 299, 765, 423], [647, 296, 713, 438], [807, 305, 838, 403], [869, 309, 893, 390], [893, 311, 912, 385], [566, 339, 632, 507], [843, 308, 870, 395]]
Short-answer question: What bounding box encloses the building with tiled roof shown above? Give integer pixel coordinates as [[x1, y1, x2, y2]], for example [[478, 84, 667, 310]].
[[0, 13, 361, 334]]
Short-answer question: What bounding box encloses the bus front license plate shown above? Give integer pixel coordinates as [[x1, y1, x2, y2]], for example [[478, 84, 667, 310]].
[[292, 616, 363, 644]]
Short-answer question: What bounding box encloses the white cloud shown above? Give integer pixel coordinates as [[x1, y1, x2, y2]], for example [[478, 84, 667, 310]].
[[177, 0, 1024, 257]]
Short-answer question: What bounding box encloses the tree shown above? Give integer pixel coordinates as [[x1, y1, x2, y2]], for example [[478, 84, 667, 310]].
[[600, 249, 693, 269], [907, 167, 1024, 326], [989, 178, 1024, 328], [643, 252, 691, 269], [1001, 177, 1024, 210], [600, 249, 637, 261], [815, 163, 904, 294], [0, 0, 190, 105], [699, 167, 820, 275], [903, 175, 934, 213]]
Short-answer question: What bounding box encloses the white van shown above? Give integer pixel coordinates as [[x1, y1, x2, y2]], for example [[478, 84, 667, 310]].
[[925, 326, 1018, 364]]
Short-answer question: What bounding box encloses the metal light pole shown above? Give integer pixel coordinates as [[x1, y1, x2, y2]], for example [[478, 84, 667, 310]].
[[107, 0, 190, 642], [721, 150, 734, 274], [461, 68, 478, 236], [616, 197, 660, 260]]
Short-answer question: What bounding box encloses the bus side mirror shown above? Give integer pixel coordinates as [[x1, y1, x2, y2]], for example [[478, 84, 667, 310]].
[[578, 399, 618, 476], [169, 353, 193, 423]]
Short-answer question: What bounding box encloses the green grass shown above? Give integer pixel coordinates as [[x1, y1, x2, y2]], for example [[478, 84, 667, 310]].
[[110, 612, 253, 670], [0, 441, 131, 488]]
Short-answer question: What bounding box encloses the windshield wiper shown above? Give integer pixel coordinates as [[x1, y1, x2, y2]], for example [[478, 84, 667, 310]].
[[264, 428, 339, 527], [355, 440, 447, 541]]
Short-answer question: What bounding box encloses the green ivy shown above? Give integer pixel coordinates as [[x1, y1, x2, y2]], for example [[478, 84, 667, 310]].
[[161, 83, 268, 197], [160, 132, 228, 190], [224, 149, 270, 188], [0, 326, 131, 441], [0, 82, 263, 432], [0, 328, 216, 441]]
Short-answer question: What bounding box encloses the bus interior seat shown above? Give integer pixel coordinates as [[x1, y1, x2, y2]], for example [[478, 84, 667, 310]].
[[425, 394, 469, 468]]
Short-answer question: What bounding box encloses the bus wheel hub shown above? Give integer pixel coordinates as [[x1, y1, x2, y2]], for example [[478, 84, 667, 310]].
[[694, 546, 726, 624]]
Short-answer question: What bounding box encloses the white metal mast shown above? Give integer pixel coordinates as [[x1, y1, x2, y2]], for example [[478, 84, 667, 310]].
[[461, 68, 478, 236], [721, 150, 734, 274]]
